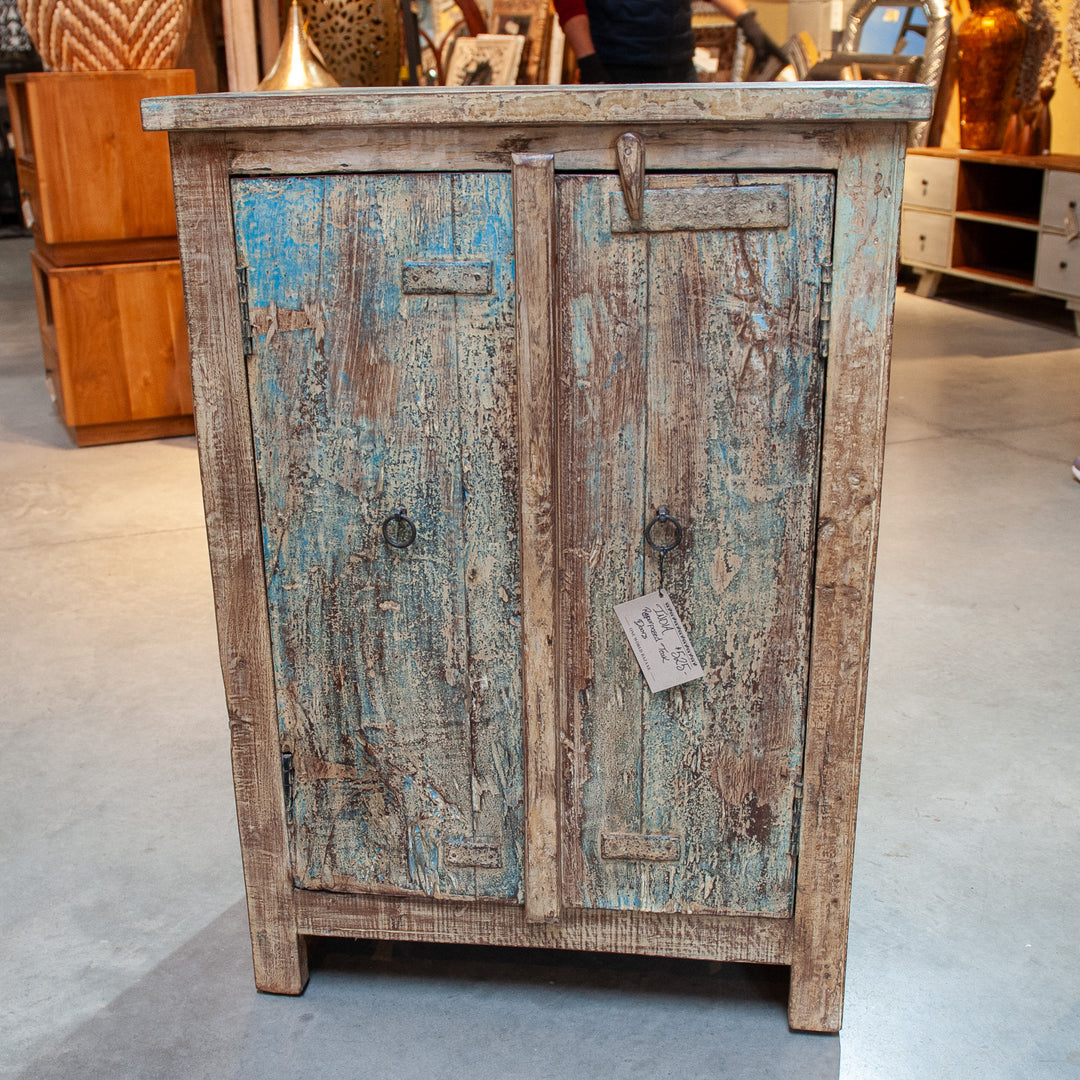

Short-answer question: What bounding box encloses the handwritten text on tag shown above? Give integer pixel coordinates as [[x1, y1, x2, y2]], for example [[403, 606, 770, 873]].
[[614, 590, 705, 693]]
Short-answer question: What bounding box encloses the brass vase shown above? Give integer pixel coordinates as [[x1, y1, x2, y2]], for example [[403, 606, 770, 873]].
[[957, 0, 1027, 150]]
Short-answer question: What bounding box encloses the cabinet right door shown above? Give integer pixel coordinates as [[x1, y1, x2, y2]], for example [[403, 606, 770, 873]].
[[556, 171, 834, 917]]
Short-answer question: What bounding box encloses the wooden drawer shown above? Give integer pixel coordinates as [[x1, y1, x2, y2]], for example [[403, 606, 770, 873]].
[[901, 209, 952, 267], [1034, 234, 1080, 299], [903, 154, 958, 211], [30, 249, 195, 445], [1040, 171, 1080, 234]]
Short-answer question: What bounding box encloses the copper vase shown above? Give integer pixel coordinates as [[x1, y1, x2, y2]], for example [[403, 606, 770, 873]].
[[957, 0, 1027, 150]]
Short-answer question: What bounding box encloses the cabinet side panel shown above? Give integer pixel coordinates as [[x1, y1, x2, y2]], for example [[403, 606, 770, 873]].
[[789, 125, 907, 1033], [169, 133, 306, 994]]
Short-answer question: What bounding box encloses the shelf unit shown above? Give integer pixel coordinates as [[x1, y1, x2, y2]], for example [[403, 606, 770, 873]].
[[901, 148, 1080, 333]]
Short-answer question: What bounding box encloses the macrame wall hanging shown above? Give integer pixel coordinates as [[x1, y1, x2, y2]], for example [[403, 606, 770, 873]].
[[16, 0, 190, 70]]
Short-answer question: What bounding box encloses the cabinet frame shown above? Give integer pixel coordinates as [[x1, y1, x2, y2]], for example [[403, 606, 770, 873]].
[[146, 85, 929, 1033]]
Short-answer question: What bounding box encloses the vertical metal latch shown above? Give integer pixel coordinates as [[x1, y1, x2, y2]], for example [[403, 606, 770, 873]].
[[281, 751, 295, 819], [236, 265, 253, 356], [818, 258, 833, 361], [790, 779, 805, 853]]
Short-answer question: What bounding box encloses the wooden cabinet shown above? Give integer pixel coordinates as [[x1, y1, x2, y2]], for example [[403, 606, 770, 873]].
[[30, 251, 193, 446], [145, 83, 930, 1033], [901, 148, 1080, 334], [6, 70, 193, 265], [6, 70, 197, 445]]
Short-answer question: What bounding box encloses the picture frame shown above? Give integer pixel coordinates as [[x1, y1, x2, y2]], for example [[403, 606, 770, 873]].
[[444, 33, 526, 86], [489, 0, 553, 84]]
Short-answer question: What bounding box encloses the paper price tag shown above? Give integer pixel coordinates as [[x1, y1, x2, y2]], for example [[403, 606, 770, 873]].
[[614, 589, 705, 694]]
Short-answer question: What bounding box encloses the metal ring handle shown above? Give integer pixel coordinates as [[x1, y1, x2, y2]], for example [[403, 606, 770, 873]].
[[382, 507, 417, 549], [644, 505, 683, 553]]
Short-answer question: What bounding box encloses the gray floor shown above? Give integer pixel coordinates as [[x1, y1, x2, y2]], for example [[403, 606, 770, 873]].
[[1, 232, 1078, 1079]]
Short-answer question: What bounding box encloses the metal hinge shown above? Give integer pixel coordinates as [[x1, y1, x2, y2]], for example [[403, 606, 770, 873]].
[[281, 751, 295, 820], [818, 258, 833, 362], [790, 779, 805, 854], [236, 264, 253, 356]]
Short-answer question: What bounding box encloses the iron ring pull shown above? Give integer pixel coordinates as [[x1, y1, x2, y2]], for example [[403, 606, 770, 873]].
[[644, 505, 683, 553], [382, 506, 417, 549]]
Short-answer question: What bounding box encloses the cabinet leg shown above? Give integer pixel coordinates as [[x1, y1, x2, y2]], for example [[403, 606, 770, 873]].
[[249, 918, 310, 995], [913, 269, 942, 298], [1067, 299, 1079, 338], [787, 959, 843, 1034]]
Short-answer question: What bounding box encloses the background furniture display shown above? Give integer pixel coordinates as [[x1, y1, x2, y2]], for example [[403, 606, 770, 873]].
[[145, 81, 930, 1033], [6, 69, 196, 444], [901, 147, 1080, 334]]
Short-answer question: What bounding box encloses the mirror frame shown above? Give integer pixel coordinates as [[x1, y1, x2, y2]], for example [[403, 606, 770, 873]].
[[841, 0, 951, 145]]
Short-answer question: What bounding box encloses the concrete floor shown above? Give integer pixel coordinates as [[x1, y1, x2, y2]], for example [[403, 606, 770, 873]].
[[1, 233, 1078, 1079]]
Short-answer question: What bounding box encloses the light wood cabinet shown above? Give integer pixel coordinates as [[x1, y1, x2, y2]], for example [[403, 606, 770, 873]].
[[901, 148, 1080, 333], [6, 70, 197, 445], [145, 83, 930, 1033]]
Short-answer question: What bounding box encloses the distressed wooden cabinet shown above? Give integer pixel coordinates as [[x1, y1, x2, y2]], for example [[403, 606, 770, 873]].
[[145, 84, 930, 1033]]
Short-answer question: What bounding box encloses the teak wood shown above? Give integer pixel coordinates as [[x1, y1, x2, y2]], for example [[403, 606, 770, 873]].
[[6, 70, 194, 265], [30, 250, 194, 446], [146, 84, 930, 1033]]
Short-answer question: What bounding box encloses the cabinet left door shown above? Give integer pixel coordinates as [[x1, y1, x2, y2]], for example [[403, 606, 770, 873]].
[[232, 172, 525, 903]]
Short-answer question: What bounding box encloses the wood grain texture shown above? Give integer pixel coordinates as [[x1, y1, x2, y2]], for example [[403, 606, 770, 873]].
[[234, 172, 525, 903], [142, 83, 933, 132], [9, 70, 193, 247], [608, 184, 791, 233], [30, 250, 192, 432], [222, 123, 850, 178], [788, 125, 909, 1034], [168, 132, 307, 994], [512, 154, 561, 924], [294, 890, 794, 965], [557, 171, 833, 920]]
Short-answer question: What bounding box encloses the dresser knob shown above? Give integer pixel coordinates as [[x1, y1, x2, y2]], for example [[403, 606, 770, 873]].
[[382, 507, 417, 549], [1061, 261, 1069, 270]]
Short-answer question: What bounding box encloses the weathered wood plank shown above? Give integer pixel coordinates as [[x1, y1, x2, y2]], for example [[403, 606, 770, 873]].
[[556, 172, 649, 913], [401, 260, 492, 294], [143, 83, 933, 132], [512, 153, 561, 924], [168, 132, 307, 994], [788, 125, 909, 1034], [234, 172, 524, 903], [223, 124, 849, 177], [640, 171, 833, 920], [609, 184, 790, 233], [294, 890, 794, 965]]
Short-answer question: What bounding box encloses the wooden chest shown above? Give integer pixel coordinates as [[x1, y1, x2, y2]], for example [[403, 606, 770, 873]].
[[144, 84, 930, 1033]]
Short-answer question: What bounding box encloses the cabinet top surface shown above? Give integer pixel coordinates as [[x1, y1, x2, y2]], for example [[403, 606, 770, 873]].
[[142, 83, 931, 133], [909, 147, 1080, 172]]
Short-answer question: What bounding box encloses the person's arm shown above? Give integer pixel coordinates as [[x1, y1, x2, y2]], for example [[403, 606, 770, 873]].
[[552, 0, 609, 81], [706, 0, 788, 70]]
